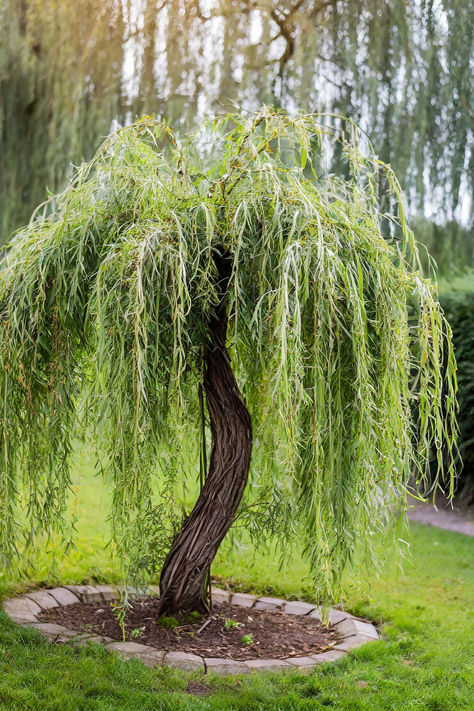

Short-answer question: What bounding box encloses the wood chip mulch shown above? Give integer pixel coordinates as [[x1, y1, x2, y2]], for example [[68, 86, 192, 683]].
[[38, 597, 341, 660]]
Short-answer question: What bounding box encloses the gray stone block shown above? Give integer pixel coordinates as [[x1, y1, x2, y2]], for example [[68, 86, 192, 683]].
[[254, 596, 285, 611], [64, 584, 104, 603], [106, 641, 152, 655], [245, 658, 292, 671], [24, 590, 58, 609], [329, 609, 349, 625], [63, 585, 88, 600], [205, 657, 250, 674], [333, 635, 375, 652], [135, 649, 165, 667], [7, 615, 38, 624], [230, 592, 257, 608], [48, 587, 80, 606], [3, 597, 41, 620], [211, 587, 231, 604], [311, 649, 346, 662], [106, 641, 164, 666], [284, 656, 319, 667], [27, 622, 81, 641], [335, 617, 379, 640], [283, 601, 317, 616], [93, 585, 117, 602], [308, 608, 323, 623], [163, 651, 204, 671], [309, 607, 347, 625]]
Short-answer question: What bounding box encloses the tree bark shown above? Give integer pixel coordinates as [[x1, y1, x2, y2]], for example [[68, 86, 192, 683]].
[[156, 281, 253, 617]]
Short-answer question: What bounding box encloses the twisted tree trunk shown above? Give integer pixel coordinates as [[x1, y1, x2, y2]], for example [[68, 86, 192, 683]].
[[156, 267, 253, 616]]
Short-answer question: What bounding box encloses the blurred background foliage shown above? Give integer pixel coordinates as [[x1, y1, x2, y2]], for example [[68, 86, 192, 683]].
[[1, 0, 472, 265], [0, 0, 473, 496]]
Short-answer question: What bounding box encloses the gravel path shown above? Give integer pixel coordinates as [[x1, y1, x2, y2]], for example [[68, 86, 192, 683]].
[[407, 496, 474, 537]]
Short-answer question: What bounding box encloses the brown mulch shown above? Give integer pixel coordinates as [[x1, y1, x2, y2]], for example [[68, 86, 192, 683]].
[[38, 597, 341, 660]]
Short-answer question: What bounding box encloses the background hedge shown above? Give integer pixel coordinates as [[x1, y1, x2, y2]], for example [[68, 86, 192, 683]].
[[440, 288, 474, 503]]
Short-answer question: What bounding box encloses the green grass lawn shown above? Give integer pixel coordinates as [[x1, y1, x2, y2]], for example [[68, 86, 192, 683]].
[[1, 458, 473, 710]]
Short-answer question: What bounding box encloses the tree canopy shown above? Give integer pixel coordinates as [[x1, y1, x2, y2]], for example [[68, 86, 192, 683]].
[[0, 111, 457, 604]]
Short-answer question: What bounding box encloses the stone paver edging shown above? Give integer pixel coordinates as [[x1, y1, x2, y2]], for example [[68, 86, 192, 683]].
[[2, 585, 379, 674]]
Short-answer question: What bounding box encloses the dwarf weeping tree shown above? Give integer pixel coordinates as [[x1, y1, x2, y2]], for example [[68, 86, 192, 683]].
[[0, 111, 457, 615]]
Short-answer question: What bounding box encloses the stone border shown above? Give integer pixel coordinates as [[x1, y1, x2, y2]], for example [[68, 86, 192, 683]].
[[2, 585, 379, 675]]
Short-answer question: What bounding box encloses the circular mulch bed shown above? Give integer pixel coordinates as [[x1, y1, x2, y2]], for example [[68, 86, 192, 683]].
[[2, 585, 380, 674], [38, 598, 341, 660]]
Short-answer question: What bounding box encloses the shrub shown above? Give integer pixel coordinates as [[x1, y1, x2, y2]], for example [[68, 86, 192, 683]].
[[440, 291, 474, 503]]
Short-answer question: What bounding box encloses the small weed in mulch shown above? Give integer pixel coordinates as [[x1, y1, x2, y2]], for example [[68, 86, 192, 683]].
[[39, 597, 341, 660]]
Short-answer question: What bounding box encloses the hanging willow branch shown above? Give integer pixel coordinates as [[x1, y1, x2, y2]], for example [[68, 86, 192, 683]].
[[0, 109, 458, 601]]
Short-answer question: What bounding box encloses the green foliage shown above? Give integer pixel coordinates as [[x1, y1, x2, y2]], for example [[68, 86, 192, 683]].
[[224, 618, 241, 631], [240, 634, 253, 645], [157, 616, 179, 630], [0, 109, 458, 602], [110, 598, 128, 642], [186, 611, 201, 623], [439, 288, 474, 502]]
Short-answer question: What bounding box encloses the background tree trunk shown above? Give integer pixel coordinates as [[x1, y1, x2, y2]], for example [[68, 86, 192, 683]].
[[156, 276, 253, 617]]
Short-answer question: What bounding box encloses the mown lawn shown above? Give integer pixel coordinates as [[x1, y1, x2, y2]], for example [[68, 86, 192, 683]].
[[1, 459, 473, 710]]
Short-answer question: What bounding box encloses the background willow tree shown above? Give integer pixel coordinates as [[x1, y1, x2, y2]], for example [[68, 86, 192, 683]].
[[0, 111, 457, 615], [1, 0, 472, 269]]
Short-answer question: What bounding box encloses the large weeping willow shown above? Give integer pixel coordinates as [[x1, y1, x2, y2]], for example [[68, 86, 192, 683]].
[[0, 110, 458, 612]]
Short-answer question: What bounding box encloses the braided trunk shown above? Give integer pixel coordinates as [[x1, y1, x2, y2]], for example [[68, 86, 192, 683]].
[[156, 267, 252, 616]]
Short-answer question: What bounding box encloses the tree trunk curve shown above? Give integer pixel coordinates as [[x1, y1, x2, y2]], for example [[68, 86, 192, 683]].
[[156, 301, 253, 616]]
